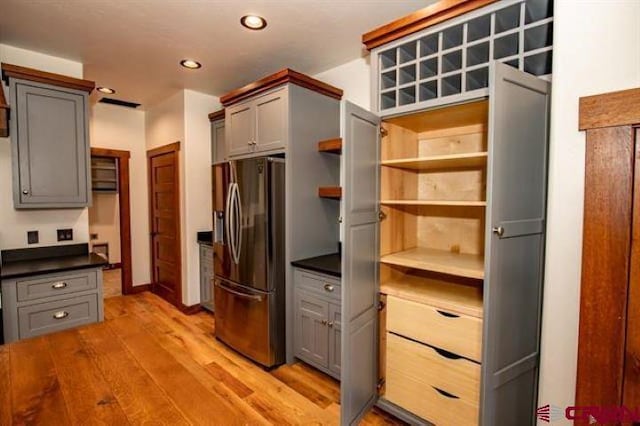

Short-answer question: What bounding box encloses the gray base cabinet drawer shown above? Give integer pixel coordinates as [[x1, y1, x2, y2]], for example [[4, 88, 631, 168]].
[[16, 271, 97, 302], [294, 268, 341, 302], [2, 267, 104, 343], [18, 294, 98, 339]]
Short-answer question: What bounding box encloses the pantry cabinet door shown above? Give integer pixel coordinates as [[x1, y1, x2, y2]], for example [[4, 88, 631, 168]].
[[481, 62, 550, 426], [340, 101, 380, 425]]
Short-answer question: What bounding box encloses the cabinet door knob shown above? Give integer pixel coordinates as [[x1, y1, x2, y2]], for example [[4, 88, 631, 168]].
[[22, 189, 29, 195], [321, 319, 328, 325], [492, 226, 505, 237], [324, 283, 334, 292], [328, 321, 334, 328], [53, 311, 69, 320], [51, 282, 68, 289]]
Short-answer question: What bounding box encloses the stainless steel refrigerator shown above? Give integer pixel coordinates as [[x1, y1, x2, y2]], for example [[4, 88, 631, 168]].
[[212, 156, 285, 367]]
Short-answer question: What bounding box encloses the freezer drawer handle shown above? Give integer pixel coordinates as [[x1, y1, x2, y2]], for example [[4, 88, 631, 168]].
[[53, 311, 69, 320], [218, 282, 263, 302], [51, 282, 68, 289]]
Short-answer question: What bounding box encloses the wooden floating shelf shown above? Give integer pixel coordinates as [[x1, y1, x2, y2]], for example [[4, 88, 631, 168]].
[[318, 186, 342, 200], [318, 138, 342, 154], [380, 247, 484, 280], [381, 152, 488, 171], [381, 200, 486, 207], [380, 275, 483, 318]]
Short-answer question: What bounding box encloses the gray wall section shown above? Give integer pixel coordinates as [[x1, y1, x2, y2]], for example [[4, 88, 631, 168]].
[[285, 84, 341, 363]]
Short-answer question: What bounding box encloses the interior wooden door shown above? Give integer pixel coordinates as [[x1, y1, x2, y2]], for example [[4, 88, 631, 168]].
[[148, 143, 182, 307]]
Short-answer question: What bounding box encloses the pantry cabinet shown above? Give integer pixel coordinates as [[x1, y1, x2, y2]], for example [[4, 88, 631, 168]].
[[209, 109, 226, 164], [339, 61, 550, 426], [226, 87, 288, 158]]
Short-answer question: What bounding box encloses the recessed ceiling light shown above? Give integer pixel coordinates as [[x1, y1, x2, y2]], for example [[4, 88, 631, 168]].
[[180, 59, 202, 69], [240, 15, 267, 30], [97, 86, 116, 94]]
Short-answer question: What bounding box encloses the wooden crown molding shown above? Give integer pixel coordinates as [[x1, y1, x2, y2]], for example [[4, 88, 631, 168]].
[[579, 88, 640, 131], [91, 147, 131, 159], [1, 63, 95, 93], [0, 82, 8, 138], [362, 0, 497, 50], [208, 109, 225, 122], [220, 68, 343, 107]]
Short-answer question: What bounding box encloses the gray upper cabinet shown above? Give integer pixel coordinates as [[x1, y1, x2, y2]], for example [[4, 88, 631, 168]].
[[9, 78, 91, 208], [211, 117, 226, 164], [225, 87, 288, 158]]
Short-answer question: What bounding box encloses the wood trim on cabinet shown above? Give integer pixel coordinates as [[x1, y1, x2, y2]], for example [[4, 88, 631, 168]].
[[579, 88, 640, 130], [91, 147, 134, 296], [318, 186, 342, 200], [219, 68, 343, 107], [361, 0, 497, 50], [318, 138, 342, 154], [0, 82, 8, 138], [208, 109, 225, 122], [1, 63, 95, 93], [575, 126, 634, 410]]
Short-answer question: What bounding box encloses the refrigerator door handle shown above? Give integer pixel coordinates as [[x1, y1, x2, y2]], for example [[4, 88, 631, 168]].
[[225, 182, 235, 262], [234, 182, 243, 264], [217, 280, 263, 302]]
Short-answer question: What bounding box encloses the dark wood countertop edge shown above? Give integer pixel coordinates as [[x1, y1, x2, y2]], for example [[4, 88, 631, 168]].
[[361, 0, 498, 50], [1, 255, 107, 280], [208, 109, 225, 122], [220, 68, 343, 107], [1, 63, 95, 93]]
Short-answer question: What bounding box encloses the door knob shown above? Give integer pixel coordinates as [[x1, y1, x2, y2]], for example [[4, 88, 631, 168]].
[[492, 226, 505, 237]]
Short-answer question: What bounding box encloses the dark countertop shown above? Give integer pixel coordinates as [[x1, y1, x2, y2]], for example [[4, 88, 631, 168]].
[[291, 253, 341, 278], [197, 231, 213, 246], [1, 244, 108, 280]]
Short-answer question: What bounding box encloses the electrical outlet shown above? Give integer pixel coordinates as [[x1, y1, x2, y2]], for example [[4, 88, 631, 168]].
[[90, 233, 99, 240], [57, 228, 73, 241], [27, 231, 39, 244]]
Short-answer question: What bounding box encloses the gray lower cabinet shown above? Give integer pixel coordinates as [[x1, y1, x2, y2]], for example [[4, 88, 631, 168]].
[[293, 268, 341, 379], [1, 267, 104, 343], [226, 87, 287, 158], [199, 244, 214, 312], [9, 78, 91, 208]]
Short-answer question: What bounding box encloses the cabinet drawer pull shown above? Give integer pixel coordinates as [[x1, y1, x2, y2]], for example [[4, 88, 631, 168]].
[[328, 321, 334, 328], [51, 282, 68, 289], [321, 319, 328, 325], [53, 311, 69, 320], [432, 386, 459, 399], [436, 309, 460, 318], [22, 189, 29, 195], [324, 284, 334, 292], [433, 346, 462, 360]]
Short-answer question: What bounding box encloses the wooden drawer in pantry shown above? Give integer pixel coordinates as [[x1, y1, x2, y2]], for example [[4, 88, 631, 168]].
[[18, 294, 99, 339], [385, 337, 480, 426], [386, 332, 480, 403], [294, 268, 341, 302], [386, 294, 482, 362], [16, 270, 97, 302]]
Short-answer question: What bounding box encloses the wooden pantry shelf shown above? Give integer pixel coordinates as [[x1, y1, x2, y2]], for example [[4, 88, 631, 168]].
[[318, 138, 342, 154], [381, 200, 486, 207], [381, 275, 483, 318], [380, 247, 484, 279], [318, 186, 342, 200], [381, 152, 488, 170]]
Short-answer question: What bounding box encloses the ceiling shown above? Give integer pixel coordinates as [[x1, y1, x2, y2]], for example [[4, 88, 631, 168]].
[[0, 0, 434, 107]]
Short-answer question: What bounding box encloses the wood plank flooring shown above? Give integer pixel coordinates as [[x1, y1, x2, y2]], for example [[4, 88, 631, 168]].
[[0, 292, 404, 425]]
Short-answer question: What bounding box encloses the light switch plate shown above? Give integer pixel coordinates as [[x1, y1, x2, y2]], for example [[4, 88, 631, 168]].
[[27, 230, 39, 244]]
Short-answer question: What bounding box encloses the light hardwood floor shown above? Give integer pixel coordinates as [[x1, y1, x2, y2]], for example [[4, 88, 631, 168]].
[[103, 268, 122, 298], [0, 291, 404, 425]]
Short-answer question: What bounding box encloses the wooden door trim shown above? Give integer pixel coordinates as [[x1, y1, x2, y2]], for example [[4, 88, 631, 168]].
[[91, 147, 134, 295], [147, 142, 182, 308], [576, 88, 640, 410]]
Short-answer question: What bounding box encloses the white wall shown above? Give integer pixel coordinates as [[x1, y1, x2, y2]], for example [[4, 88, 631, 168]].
[[537, 1, 640, 422], [0, 44, 88, 250], [90, 103, 150, 286], [315, 57, 371, 110], [183, 90, 220, 305]]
